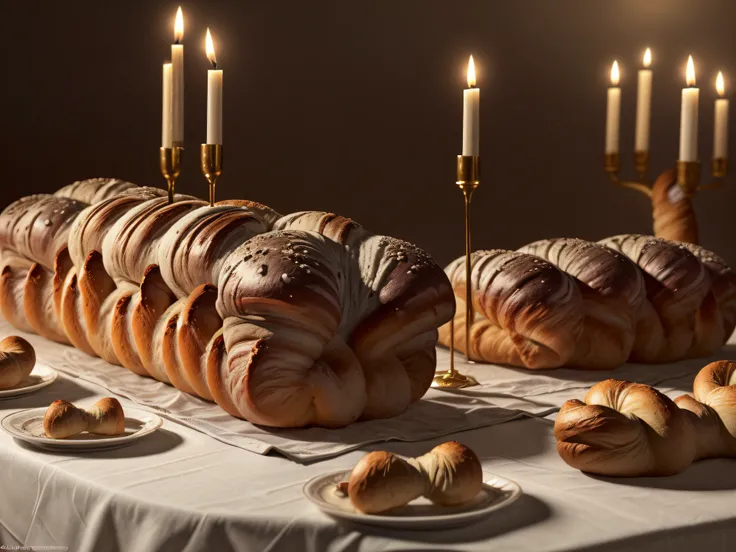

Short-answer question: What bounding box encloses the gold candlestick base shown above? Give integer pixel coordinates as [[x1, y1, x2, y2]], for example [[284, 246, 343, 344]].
[[432, 319, 479, 389], [433, 155, 480, 390], [159, 146, 183, 204], [200, 144, 223, 206], [433, 369, 479, 389]]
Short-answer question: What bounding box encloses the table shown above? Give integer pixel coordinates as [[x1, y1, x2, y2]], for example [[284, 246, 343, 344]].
[[1, 339, 735, 551]]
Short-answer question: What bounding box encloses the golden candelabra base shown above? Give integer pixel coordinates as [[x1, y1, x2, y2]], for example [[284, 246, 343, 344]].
[[200, 144, 223, 206], [604, 152, 727, 199], [432, 154, 480, 390], [159, 145, 183, 204]]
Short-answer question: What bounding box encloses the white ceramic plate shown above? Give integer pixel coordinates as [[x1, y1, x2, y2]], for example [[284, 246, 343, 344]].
[[303, 469, 522, 530], [0, 364, 58, 399], [1, 406, 163, 451]]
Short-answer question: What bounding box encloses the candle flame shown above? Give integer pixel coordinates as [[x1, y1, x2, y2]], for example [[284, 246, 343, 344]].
[[686, 55, 696, 87], [467, 55, 476, 88], [174, 7, 184, 43], [610, 61, 620, 86], [206, 28, 217, 68], [716, 71, 725, 96], [643, 48, 651, 68]]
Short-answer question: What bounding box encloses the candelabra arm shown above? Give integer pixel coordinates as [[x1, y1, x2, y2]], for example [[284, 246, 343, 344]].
[[605, 152, 652, 198], [607, 173, 653, 198]]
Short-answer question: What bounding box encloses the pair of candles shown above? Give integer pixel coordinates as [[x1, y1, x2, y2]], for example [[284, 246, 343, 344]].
[[605, 50, 729, 162], [161, 7, 223, 149]]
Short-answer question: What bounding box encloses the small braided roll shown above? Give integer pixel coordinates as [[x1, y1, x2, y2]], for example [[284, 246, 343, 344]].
[[555, 360, 736, 476]]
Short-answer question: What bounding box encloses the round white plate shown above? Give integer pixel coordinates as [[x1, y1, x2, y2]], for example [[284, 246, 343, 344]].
[[0, 364, 58, 399], [1, 406, 163, 451], [304, 469, 522, 530]]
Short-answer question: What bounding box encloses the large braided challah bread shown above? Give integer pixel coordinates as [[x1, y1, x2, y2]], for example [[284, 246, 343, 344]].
[[438, 235, 736, 369], [0, 179, 454, 427], [554, 360, 736, 476]]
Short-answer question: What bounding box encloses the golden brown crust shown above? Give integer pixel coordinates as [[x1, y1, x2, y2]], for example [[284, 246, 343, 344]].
[[555, 362, 736, 476], [0, 336, 36, 389], [1, 184, 454, 428], [651, 168, 699, 244], [347, 441, 483, 513], [43, 399, 87, 439], [44, 397, 126, 438], [348, 451, 424, 514], [86, 397, 126, 435]]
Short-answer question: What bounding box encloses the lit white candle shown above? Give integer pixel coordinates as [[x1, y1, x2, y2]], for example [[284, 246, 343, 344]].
[[162, 63, 173, 148], [462, 55, 480, 156], [635, 48, 653, 152], [679, 56, 699, 162], [714, 71, 729, 159], [171, 7, 184, 146], [205, 28, 223, 145], [605, 61, 621, 154]]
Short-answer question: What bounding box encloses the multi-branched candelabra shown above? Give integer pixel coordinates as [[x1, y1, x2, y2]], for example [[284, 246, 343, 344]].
[[605, 151, 727, 199]]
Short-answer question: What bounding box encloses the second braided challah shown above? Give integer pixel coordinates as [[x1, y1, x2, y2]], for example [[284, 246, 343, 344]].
[[438, 235, 736, 369], [0, 179, 455, 428]]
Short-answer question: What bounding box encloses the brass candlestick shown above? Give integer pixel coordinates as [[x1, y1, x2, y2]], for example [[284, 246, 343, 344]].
[[432, 155, 480, 389], [159, 146, 183, 204], [605, 151, 727, 198], [200, 144, 223, 206]]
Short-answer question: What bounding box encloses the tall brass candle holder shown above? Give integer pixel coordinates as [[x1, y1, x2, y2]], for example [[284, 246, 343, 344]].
[[159, 145, 183, 204], [604, 151, 727, 198], [432, 155, 480, 389], [200, 144, 223, 206]]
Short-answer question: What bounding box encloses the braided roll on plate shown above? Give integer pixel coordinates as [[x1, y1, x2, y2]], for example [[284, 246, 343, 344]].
[[554, 360, 736, 476], [0, 179, 454, 428], [438, 236, 736, 369]]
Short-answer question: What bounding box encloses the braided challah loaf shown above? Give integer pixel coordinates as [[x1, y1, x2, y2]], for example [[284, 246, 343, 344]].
[[554, 360, 736, 476], [438, 235, 736, 369], [0, 179, 454, 427]]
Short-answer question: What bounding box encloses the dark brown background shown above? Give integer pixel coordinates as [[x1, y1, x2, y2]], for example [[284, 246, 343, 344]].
[[2, 0, 734, 267]]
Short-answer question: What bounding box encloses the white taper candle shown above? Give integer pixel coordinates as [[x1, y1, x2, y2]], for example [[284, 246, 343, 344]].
[[679, 56, 699, 162], [162, 63, 173, 148], [635, 49, 652, 152], [714, 72, 729, 159], [605, 61, 621, 154], [205, 28, 223, 145], [207, 71, 223, 144], [171, 7, 184, 145], [462, 55, 480, 156]]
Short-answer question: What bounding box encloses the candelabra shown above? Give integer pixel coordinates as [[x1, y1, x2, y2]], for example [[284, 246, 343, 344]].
[[200, 144, 223, 206], [604, 151, 727, 199], [432, 155, 480, 389], [159, 145, 183, 204]]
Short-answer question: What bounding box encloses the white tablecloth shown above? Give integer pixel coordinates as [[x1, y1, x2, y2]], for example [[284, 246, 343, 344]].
[[0, 328, 734, 551], [4, 318, 732, 463]]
